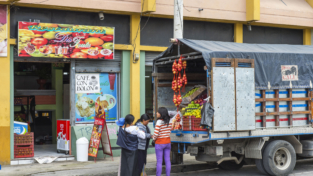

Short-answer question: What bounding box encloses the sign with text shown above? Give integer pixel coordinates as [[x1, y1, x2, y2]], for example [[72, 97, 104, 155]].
[[75, 73, 118, 122], [18, 22, 114, 59], [88, 117, 105, 157], [281, 65, 298, 81], [0, 5, 7, 57], [75, 73, 100, 94]]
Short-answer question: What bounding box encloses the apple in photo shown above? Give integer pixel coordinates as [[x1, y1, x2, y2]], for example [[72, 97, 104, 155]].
[[33, 30, 46, 35], [31, 38, 48, 46], [43, 31, 57, 40], [88, 55, 99, 59], [102, 42, 113, 50]]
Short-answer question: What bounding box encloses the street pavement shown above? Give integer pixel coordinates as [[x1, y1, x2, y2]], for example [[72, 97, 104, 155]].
[[2, 155, 313, 176]]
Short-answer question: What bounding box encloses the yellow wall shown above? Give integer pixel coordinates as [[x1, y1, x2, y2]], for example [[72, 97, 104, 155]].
[[130, 14, 141, 121], [0, 5, 11, 165]]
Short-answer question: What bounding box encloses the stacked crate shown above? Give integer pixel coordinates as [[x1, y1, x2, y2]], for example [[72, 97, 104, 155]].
[[14, 132, 34, 158]]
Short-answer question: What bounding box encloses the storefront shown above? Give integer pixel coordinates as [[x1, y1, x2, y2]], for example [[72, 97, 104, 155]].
[[9, 7, 129, 162]]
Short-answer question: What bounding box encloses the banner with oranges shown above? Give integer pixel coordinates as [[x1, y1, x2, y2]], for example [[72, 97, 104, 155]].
[[18, 22, 114, 59]]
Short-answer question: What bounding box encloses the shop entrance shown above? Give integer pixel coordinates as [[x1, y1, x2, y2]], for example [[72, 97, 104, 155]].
[[14, 61, 72, 158]]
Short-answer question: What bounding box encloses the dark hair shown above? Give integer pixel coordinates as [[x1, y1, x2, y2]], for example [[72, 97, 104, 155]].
[[124, 114, 135, 132], [157, 107, 170, 126], [136, 114, 150, 124]]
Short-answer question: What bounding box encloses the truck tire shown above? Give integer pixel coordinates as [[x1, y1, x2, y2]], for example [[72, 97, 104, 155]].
[[255, 140, 271, 175], [217, 160, 244, 171], [262, 140, 296, 176]]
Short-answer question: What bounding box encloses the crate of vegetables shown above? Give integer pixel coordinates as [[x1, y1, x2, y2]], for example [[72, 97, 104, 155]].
[[182, 85, 206, 104], [183, 116, 207, 131]]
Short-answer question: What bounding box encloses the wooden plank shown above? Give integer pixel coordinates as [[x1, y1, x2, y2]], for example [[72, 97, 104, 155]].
[[262, 90, 266, 128], [289, 89, 293, 126], [257, 111, 310, 116], [275, 90, 280, 126]]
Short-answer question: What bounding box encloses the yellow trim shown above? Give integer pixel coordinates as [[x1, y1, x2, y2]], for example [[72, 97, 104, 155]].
[[9, 38, 16, 45], [234, 23, 243, 43], [115, 44, 132, 50], [306, 0, 313, 8], [130, 14, 141, 121], [303, 29, 311, 45], [141, 0, 156, 13], [140, 45, 167, 52], [246, 0, 260, 22], [0, 4, 11, 165]]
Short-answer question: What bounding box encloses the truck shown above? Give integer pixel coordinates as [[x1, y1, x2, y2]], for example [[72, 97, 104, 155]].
[[152, 39, 313, 176]]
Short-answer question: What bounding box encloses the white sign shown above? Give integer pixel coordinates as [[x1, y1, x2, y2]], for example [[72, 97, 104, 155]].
[[75, 73, 100, 93], [281, 65, 298, 81]]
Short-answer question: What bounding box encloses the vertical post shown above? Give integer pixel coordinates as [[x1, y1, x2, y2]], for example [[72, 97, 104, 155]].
[[174, 0, 183, 38], [10, 45, 14, 160], [140, 51, 146, 115], [130, 14, 141, 121], [303, 29, 311, 45], [308, 89, 312, 127], [121, 51, 131, 117], [234, 23, 243, 43], [52, 69, 63, 144], [262, 90, 267, 128], [274, 90, 280, 127], [70, 60, 76, 126], [289, 89, 293, 126]]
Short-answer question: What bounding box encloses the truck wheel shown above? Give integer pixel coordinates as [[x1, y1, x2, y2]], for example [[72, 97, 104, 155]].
[[262, 140, 296, 176], [255, 140, 271, 175]]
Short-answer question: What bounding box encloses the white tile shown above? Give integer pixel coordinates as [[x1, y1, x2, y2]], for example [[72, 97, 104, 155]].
[[18, 159, 35, 165], [10, 160, 19, 165], [67, 157, 75, 161]]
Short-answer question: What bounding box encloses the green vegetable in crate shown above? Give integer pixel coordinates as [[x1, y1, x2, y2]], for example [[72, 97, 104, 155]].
[[183, 87, 199, 98]]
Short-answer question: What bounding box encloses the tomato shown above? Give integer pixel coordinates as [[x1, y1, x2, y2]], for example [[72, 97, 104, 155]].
[[19, 22, 38, 26], [100, 35, 113, 42], [104, 53, 113, 59]]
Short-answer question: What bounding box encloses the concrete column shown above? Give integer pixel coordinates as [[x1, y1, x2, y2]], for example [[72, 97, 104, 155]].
[[140, 51, 145, 115]]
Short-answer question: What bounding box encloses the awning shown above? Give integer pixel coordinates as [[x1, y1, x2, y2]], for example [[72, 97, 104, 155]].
[[154, 39, 313, 90]]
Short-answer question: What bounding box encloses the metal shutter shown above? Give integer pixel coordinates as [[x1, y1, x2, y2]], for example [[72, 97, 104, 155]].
[[75, 51, 121, 73], [145, 52, 161, 66]]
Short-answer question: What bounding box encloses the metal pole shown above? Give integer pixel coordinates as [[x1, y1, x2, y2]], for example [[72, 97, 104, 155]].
[[174, 0, 183, 39]]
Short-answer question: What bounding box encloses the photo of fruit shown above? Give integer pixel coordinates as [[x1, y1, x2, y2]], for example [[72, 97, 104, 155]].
[[18, 21, 114, 59]]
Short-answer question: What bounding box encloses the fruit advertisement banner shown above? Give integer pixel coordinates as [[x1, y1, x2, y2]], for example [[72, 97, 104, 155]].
[[0, 5, 7, 57], [88, 117, 105, 157], [18, 22, 114, 59], [75, 73, 118, 123]]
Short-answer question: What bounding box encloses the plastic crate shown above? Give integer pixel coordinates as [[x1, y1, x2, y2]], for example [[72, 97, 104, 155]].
[[14, 132, 34, 146], [183, 116, 207, 131], [14, 98, 23, 105], [14, 145, 34, 158]]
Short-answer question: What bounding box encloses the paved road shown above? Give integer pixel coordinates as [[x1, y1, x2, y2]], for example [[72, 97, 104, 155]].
[[156, 159, 313, 176]]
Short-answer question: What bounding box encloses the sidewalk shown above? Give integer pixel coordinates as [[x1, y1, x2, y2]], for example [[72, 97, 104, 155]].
[[0, 154, 205, 176]]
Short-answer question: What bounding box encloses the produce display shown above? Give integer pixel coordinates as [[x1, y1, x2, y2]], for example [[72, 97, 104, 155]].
[[172, 56, 188, 108], [18, 22, 114, 59], [182, 101, 202, 118], [172, 113, 182, 130], [183, 87, 199, 98]]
